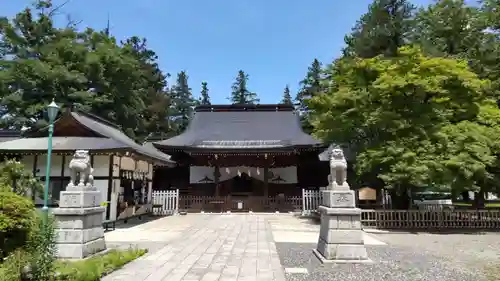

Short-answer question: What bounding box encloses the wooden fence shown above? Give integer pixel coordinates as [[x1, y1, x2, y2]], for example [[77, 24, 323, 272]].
[[177, 195, 302, 213], [152, 190, 179, 215], [361, 209, 500, 229]]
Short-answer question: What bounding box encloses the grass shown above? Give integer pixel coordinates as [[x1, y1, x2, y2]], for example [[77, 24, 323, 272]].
[[55, 247, 147, 281], [453, 202, 500, 208], [0, 247, 147, 281]]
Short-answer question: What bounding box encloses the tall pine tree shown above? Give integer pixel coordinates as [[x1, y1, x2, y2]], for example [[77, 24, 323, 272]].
[[171, 71, 196, 134], [343, 0, 415, 58], [295, 59, 323, 133], [199, 81, 211, 105], [229, 70, 259, 104], [122, 36, 174, 141], [281, 85, 293, 105], [412, 0, 483, 57]]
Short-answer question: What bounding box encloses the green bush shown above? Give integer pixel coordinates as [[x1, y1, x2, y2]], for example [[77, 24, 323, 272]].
[[0, 160, 43, 197], [0, 250, 30, 281], [27, 214, 57, 280], [0, 213, 57, 281], [55, 248, 147, 281], [0, 190, 36, 259]]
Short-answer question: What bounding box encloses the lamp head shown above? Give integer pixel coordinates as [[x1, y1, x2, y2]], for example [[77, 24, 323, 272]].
[[47, 99, 60, 123]]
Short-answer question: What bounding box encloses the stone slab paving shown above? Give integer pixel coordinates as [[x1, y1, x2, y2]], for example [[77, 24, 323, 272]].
[[102, 214, 286, 281]]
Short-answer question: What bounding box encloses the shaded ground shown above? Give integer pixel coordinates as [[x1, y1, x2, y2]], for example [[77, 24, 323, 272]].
[[374, 232, 500, 280]]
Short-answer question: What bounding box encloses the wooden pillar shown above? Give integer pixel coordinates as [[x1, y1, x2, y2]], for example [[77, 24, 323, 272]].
[[263, 164, 269, 197], [214, 164, 220, 197]]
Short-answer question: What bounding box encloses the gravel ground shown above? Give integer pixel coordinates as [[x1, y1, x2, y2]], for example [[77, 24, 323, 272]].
[[375, 231, 500, 280], [375, 232, 500, 264], [276, 242, 485, 281]]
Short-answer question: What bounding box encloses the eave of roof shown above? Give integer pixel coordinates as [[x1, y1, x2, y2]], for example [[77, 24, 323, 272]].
[[4, 109, 175, 166], [69, 111, 175, 165], [0, 137, 129, 151], [0, 129, 22, 143]]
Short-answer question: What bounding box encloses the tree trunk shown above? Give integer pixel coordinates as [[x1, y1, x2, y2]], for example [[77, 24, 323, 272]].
[[473, 190, 486, 209], [389, 185, 411, 210]]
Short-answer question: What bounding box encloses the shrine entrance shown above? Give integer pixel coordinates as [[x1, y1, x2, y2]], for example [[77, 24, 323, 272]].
[[230, 173, 253, 195]]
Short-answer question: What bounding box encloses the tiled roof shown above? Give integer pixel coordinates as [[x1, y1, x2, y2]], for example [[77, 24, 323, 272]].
[[154, 104, 323, 150], [0, 110, 175, 165]]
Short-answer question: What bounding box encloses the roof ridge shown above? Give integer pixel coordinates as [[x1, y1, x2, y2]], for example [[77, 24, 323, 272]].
[[195, 104, 295, 112], [73, 108, 122, 130], [0, 130, 21, 137]]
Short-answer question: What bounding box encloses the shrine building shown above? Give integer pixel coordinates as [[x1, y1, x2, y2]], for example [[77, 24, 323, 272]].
[[152, 104, 329, 211]]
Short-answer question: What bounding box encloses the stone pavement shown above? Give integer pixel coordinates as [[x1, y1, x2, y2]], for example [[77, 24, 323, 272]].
[[102, 214, 286, 281]]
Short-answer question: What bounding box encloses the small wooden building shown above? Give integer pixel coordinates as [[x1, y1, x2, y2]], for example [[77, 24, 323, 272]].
[[153, 104, 327, 211], [0, 107, 175, 221]]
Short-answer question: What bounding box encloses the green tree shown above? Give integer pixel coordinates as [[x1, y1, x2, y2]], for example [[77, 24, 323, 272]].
[[343, 0, 415, 58], [412, 0, 500, 110], [122, 36, 174, 141], [295, 59, 323, 133], [308, 46, 495, 208], [229, 70, 259, 104], [281, 85, 293, 105], [199, 81, 211, 105], [0, 2, 170, 141], [412, 0, 484, 57], [171, 71, 196, 134]]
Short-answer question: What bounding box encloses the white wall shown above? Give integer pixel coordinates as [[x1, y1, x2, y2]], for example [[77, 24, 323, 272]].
[[21, 154, 111, 219], [20, 153, 157, 222], [190, 166, 298, 184]]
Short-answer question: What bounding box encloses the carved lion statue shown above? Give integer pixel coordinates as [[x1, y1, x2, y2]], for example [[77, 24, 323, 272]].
[[68, 150, 94, 187], [329, 148, 347, 187]]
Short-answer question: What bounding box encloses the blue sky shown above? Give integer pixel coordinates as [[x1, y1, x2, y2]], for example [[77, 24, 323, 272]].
[[3, 0, 434, 104]]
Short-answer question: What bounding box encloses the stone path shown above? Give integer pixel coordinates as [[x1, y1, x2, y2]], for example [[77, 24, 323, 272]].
[[102, 214, 286, 281]]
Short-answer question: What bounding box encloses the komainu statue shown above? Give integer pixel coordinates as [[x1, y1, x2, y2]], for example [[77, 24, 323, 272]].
[[329, 148, 348, 188], [68, 150, 94, 187]]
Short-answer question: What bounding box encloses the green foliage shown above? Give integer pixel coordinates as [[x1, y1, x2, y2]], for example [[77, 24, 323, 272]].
[[0, 160, 43, 197], [308, 46, 496, 192], [281, 85, 293, 105], [295, 59, 324, 133], [0, 2, 174, 141], [229, 70, 259, 104], [27, 214, 57, 281], [412, 0, 484, 57], [0, 249, 30, 281], [171, 71, 196, 134], [343, 0, 415, 58], [0, 191, 35, 259], [199, 81, 211, 105], [55, 248, 147, 281], [0, 247, 146, 281]]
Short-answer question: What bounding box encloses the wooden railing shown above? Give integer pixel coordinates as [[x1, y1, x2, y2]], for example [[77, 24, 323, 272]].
[[361, 209, 500, 229], [178, 195, 302, 213]]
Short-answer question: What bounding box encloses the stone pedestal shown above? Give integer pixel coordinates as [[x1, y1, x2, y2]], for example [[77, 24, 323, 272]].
[[313, 187, 371, 263], [52, 185, 107, 259]]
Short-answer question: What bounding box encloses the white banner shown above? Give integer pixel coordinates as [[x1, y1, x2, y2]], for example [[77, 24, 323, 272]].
[[189, 166, 297, 184]]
